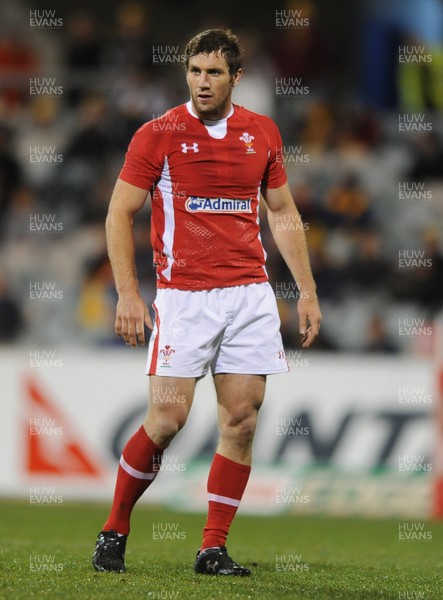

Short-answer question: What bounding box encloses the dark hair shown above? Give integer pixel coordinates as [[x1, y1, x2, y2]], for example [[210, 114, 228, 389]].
[[184, 28, 243, 76]]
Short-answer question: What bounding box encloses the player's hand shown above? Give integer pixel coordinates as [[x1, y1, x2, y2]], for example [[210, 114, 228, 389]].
[[115, 291, 153, 347], [297, 290, 322, 348]]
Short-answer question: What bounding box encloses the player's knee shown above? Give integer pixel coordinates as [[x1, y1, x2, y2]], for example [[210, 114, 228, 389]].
[[238, 416, 258, 444], [147, 412, 187, 445], [221, 411, 258, 445]]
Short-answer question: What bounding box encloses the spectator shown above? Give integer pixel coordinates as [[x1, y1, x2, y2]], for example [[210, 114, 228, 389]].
[[344, 230, 390, 292], [364, 315, 398, 354], [408, 133, 443, 181], [65, 11, 104, 106], [0, 31, 38, 110], [414, 230, 443, 315], [0, 274, 23, 342], [323, 173, 373, 229], [0, 124, 22, 238], [76, 253, 116, 344], [102, 2, 154, 75]]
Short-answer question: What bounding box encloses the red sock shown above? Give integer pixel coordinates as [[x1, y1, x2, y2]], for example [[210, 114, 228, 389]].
[[103, 425, 164, 536], [201, 453, 251, 550]]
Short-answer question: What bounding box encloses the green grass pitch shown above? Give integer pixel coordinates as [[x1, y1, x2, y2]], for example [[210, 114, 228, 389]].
[[1, 500, 442, 599]]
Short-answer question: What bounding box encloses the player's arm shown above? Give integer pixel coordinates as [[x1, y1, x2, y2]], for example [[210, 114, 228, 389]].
[[262, 182, 322, 348], [106, 178, 152, 347]]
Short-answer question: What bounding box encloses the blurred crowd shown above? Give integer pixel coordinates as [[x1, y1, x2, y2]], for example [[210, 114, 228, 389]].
[[0, 0, 442, 353]]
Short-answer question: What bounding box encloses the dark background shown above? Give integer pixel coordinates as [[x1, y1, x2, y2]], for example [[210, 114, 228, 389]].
[[0, 0, 442, 352]]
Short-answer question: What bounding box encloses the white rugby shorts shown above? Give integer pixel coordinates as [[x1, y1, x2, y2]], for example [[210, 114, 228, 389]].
[[146, 282, 289, 377]]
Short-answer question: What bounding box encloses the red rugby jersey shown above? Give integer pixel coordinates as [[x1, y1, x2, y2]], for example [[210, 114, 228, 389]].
[[119, 101, 287, 290]]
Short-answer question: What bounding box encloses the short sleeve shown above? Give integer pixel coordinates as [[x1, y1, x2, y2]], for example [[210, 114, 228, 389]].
[[119, 122, 165, 190], [261, 119, 287, 190]]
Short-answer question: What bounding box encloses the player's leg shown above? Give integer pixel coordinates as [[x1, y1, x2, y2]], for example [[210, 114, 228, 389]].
[[195, 283, 286, 575], [93, 375, 196, 572], [194, 373, 265, 576], [214, 372, 265, 464], [143, 375, 196, 446], [202, 373, 265, 546], [103, 375, 196, 534]]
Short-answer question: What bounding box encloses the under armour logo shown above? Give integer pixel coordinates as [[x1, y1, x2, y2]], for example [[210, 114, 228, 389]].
[[181, 142, 199, 153], [206, 560, 219, 573]]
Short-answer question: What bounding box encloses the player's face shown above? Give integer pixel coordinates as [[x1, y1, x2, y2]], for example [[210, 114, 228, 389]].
[[186, 51, 242, 120]]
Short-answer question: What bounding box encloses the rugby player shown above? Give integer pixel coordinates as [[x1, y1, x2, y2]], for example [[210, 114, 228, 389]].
[[92, 28, 322, 576]]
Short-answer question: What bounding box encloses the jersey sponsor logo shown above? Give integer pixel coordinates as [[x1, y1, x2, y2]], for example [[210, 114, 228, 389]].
[[239, 132, 256, 154], [181, 142, 199, 153], [185, 196, 252, 213]]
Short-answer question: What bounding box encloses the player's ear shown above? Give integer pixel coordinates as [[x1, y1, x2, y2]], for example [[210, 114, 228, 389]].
[[231, 68, 242, 87]]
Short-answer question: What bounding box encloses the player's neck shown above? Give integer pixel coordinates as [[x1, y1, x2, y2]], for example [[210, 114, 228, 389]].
[[187, 100, 234, 122]]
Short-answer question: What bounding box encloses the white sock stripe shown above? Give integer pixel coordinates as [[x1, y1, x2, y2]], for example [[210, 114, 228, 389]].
[[119, 455, 156, 480], [207, 493, 241, 507]]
